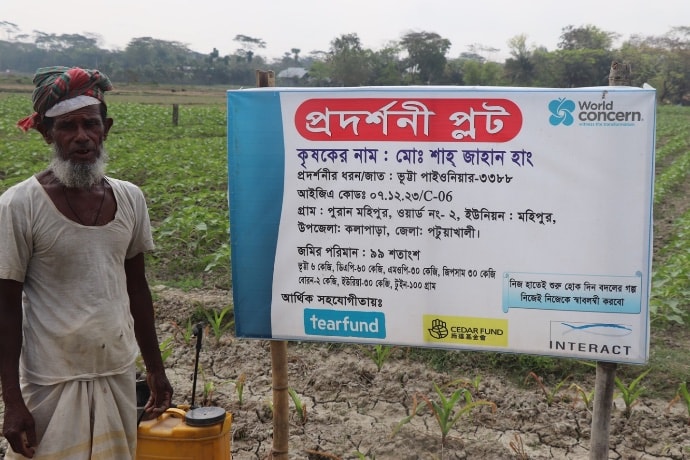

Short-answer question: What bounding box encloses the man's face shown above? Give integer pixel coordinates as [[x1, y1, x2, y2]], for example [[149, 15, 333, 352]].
[[40, 104, 114, 189], [42, 104, 113, 164]]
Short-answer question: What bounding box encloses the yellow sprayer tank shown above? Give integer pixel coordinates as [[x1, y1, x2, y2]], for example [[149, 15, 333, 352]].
[[136, 406, 232, 460]]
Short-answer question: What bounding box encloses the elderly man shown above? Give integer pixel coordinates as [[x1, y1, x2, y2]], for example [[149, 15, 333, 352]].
[[0, 67, 172, 459]]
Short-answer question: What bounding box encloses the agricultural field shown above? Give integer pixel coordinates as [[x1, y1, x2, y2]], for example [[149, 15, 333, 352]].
[[1, 81, 690, 459]]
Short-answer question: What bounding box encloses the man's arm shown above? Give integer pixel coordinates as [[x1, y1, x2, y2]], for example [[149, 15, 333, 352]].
[[124, 253, 173, 417], [0, 279, 36, 458]]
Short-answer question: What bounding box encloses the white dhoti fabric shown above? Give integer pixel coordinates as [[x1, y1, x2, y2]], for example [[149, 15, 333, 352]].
[[6, 368, 136, 460]]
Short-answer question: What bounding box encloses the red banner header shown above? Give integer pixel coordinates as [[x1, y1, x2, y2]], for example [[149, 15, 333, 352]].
[[295, 98, 522, 142]]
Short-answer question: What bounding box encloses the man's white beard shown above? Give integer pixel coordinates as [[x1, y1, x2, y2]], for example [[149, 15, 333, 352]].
[[50, 145, 108, 189]]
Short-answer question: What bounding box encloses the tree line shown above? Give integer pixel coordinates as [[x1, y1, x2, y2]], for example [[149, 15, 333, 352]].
[[0, 22, 688, 104]]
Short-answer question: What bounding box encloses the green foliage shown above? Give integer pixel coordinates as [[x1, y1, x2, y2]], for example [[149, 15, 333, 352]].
[[649, 107, 690, 326], [525, 371, 571, 406], [288, 387, 307, 424], [172, 318, 195, 346], [2, 23, 689, 100], [558, 24, 617, 51], [232, 373, 246, 407], [654, 145, 690, 207], [449, 375, 483, 393], [399, 31, 451, 84], [93, 101, 230, 289], [327, 33, 372, 86], [569, 383, 595, 411], [614, 368, 652, 418], [202, 380, 215, 406], [360, 344, 397, 372], [159, 336, 175, 363], [203, 306, 234, 343], [135, 336, 174, 374], [669, 382, 690, 421], [393, 383, 496, 448]]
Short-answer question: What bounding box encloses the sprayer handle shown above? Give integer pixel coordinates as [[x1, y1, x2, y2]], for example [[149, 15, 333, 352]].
[[193, 323, 204, 350]]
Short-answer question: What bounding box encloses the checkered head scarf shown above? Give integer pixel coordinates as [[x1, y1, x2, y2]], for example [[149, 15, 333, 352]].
[[17, 66, 113, 132]]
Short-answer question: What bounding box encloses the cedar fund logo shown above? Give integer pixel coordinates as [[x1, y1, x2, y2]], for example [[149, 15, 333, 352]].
[[423, 315, 508, 347], [428, 318, 449, 339]]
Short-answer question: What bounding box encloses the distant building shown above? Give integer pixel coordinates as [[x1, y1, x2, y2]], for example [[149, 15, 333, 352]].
[[277, 67, 308, 79]]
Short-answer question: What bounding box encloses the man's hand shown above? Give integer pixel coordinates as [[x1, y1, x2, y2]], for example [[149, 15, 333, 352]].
[[144, 370, 173, 418], [3, 400, 37, 458]]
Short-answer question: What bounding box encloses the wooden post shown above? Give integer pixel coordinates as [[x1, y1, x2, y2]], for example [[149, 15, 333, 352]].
[[172, 104, 179, 126], [255, 69, 288, 459], [589, 60, 632, 460], [590, 361, 617, 458], [269, 340, 289, 460]]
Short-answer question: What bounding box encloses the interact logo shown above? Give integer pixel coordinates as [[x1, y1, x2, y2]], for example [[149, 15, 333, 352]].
[[549, 321, 635, 358], [548, 98, 576, 126], [304, 308, 386, 339], [559, 322, 632, 337]]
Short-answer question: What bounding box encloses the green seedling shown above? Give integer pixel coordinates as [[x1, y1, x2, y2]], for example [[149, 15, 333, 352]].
[[159, 336, 175, 363], [288, 387, 307, 424], [202, 380, 215, 406], [674, 382, 690, 421], [171, 318, 195, 346], [232, 373, 246, 406], [135, 336, 174, 374], [393, 383, 496, 448], [194, 362, 216, 406], [449, 375, 483, 393], [360, 344, 397, 372], [525, 371, 570, 406], [203, 306, 234, 343], [614, 368, 651, 418], [260, 399, 274, 422], [569, 383, 595, 411], [182, 319, 195, 345], [666, 382, 690, 420], [354, 451, 376, 460]]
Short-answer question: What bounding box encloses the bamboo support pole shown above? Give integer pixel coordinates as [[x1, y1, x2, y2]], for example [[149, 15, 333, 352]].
[[269, 340, 289, 459], [255, 69, 289, 459], [589, 60, 632, 460]]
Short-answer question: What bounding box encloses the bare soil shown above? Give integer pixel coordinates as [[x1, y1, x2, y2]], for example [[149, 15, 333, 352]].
[[149, 288, 690, 459], [1, 289, 689, 460]]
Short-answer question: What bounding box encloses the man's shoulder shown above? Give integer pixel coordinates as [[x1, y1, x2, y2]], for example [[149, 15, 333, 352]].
[[0, 176, 40, 203], [7, 175, 40, 190], [106, 176, 145, 196], [106, 176, 147, 208], [106, 176, 140, 190]]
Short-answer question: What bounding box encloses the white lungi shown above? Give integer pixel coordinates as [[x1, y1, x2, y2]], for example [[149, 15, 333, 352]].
[[5, 367, 136, 460]]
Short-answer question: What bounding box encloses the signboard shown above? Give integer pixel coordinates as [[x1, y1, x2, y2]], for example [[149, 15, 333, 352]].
[[227, 86, 656, 364]]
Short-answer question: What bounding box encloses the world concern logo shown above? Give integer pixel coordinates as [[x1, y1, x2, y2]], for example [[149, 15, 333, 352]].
[[548, 98, 576, 126]]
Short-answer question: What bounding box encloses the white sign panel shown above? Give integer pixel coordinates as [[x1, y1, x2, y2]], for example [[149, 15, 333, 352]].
[[227, 86, 656, 364]]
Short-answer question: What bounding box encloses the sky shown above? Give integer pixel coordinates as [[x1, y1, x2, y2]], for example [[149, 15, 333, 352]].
[[1, 0, 687, 62]]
